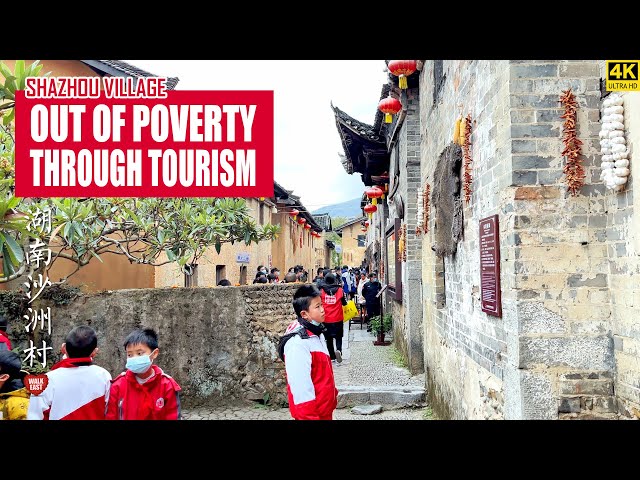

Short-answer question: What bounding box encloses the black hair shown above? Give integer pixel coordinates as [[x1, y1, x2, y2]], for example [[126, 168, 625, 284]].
[[270, 267, 279, 274], [217, 279, 232, 286], [316, 267, 324, 275], [64, 325, 98, 358], [0, 350, 22, 379], [292, 284, 321, 317], [322, 268, 331, 278], [123, 328, 159, 351], [324, 273, 336, 285], [343, 265, 348, 270], [369, 272, 377, 278], [257, 265, 265, 272], [253, 275, 268, 284], [267, 273, 278, 282], [0, 313, 7, 330]]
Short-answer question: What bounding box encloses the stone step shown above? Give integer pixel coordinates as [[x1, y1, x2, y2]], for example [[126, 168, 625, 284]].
[[336, 385, 426, 409]]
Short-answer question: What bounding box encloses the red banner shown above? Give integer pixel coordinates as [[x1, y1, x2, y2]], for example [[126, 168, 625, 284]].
[[15, 88, 274, 197]]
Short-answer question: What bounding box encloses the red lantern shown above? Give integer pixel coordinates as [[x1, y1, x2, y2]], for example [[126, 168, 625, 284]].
[[365, 186, 384, 206], [378, 96, 402, 124], [298, 217, 306, 225], [364, 220, 370, 227], [304, 223, 311, 230], [388, 60, 417, 89], [289, 209, 299, 221], [363, 203, 377, 219], [361, 227, 367, 232]]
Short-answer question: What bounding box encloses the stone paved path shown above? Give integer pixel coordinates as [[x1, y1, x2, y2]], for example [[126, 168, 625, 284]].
[[181, 324, 432, 420]]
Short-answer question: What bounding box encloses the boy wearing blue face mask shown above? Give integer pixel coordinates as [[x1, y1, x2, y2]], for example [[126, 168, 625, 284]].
[[106, 328, 181, 420]]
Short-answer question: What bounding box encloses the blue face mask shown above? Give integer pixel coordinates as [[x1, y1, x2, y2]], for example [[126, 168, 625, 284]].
[[126, 353, 154, 374]]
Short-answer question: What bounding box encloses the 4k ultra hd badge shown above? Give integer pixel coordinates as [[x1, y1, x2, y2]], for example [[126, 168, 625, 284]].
[[606, 60, 639, 91]]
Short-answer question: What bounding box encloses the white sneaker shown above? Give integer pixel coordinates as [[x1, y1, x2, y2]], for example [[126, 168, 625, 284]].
[[335, 350, 342, 363]]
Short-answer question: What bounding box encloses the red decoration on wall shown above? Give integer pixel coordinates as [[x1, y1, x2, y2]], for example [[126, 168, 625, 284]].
[[378, 96, 402, 124], [560, 89, 585, 196], [289, 209, 299, 221], [461, 113, 473, 204], [298, 217, 306, 225], [388, 60, 417, 89]]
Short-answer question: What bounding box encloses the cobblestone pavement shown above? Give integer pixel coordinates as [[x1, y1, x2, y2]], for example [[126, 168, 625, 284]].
[[181, 326, 432, 420]]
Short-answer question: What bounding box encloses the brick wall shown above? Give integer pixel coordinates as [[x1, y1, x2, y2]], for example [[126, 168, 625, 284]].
[[420, 60, 510, 419], [504, 60, 616, 419], [611, 91, 640, 418]]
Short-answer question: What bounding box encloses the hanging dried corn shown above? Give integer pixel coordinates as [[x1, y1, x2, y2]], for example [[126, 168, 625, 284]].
[[559, 89, 585, 196]]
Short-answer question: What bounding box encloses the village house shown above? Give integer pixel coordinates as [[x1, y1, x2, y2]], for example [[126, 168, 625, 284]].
[[333, 216, 367, 268], [335, 60, 640, 420]]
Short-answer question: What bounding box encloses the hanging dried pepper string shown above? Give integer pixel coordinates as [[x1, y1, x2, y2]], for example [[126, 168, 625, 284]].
[[559, 89, 585, 196], [462, 114, 473, 203]]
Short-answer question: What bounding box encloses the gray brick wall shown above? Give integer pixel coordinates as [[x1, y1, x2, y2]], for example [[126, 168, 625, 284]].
[[389, 86, 423, 373], [420, 60, 511, 419]]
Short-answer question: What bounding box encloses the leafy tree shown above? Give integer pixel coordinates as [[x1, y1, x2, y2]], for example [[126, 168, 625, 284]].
[[0, 60, 281, 284]]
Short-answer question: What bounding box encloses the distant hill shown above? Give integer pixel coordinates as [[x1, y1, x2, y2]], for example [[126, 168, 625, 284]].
[[312, 197, 362, 219]]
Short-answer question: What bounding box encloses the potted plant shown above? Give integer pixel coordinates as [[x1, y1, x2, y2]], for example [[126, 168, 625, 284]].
[[369, 313, 392, 346]]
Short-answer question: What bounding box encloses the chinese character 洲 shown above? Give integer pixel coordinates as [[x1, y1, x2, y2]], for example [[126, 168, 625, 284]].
[[23, 307, 52, 334]]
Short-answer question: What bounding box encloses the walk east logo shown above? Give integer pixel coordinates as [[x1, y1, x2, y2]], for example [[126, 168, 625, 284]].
[[24, 374, 49, 395]]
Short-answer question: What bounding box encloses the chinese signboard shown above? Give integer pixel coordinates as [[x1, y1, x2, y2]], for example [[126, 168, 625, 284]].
[[479, 215, 502, 317], [236, 253, 250, 263]]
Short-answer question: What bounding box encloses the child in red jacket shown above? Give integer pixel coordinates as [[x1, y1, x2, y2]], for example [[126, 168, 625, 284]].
[[106, 328, 181, 420]]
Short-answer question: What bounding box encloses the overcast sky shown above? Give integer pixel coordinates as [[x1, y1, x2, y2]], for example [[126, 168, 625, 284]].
[[126, 60, 388, 211]]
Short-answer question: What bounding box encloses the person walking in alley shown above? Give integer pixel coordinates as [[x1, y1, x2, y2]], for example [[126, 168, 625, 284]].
[[319, 273, 347, 363], [27, 325, 112, 420], [362, 272, 382, 332], [278, 284, 338, 420], [106, 327, 182, 420], [356, 271, 368, 320]]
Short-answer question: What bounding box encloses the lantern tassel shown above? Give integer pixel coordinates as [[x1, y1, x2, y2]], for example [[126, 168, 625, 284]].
[[399, 75, 407, 89], [372, 198, 377, 206], [367, 212, 372, 219], [381, 193, 385, 200], [385, 113, 392, 123]]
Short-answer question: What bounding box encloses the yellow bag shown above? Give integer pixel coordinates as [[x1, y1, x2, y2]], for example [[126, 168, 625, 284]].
[[342, 300, 358, 322]]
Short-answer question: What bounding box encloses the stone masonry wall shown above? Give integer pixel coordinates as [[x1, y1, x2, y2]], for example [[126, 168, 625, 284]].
[[11, 283, 301, 407], [389, 86, 424, 373], [420, 61, 511, 419], [504, 61, 616, 419], [611, 90, 640, 418]]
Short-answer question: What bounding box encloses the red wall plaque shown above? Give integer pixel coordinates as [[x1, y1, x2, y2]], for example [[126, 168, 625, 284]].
[[479, 215, 502, 317]]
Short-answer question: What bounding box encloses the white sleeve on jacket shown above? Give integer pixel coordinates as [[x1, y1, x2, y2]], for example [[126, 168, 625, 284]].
[[283, 337, 316, 405]]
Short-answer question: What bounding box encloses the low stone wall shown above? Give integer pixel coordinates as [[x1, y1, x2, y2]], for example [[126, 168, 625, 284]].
[[7, 284, 301, 407]]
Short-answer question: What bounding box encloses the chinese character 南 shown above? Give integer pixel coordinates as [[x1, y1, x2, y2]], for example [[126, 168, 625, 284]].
[[26, 238, 52, 268]]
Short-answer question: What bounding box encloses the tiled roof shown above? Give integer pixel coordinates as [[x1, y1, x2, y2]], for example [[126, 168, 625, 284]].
[[334, 216, 366, 232], [312, 213, 332, 232], [80, 60, 179, 90]]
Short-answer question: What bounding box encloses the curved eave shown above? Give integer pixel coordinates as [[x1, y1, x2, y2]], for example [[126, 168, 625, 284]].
[[332, 104, 389, 182]]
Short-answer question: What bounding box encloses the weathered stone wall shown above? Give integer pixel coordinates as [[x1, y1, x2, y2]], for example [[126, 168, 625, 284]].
[[17, 283, 301, 407], [611, 90, 640, 418], [420, 60, 511, 419], [419, 60, 627, 419], [505, 60, 616, 419]]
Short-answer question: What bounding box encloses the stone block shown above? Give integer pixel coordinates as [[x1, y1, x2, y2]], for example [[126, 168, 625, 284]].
[[558, 63, 600, 78], [519, 335, 614, 370], [512, 155, 554, 169], [511, 64, 559, 79], [512, 171, 538, 186], [511, 123, 558, 138], [558, 397, 581, 413]]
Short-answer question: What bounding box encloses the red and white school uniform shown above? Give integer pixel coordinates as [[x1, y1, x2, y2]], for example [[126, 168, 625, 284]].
[[282, 320, 338, 420], [106, 364, 181, 420], [0, 329, 12, 351], [27, 357, 112, 420]]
